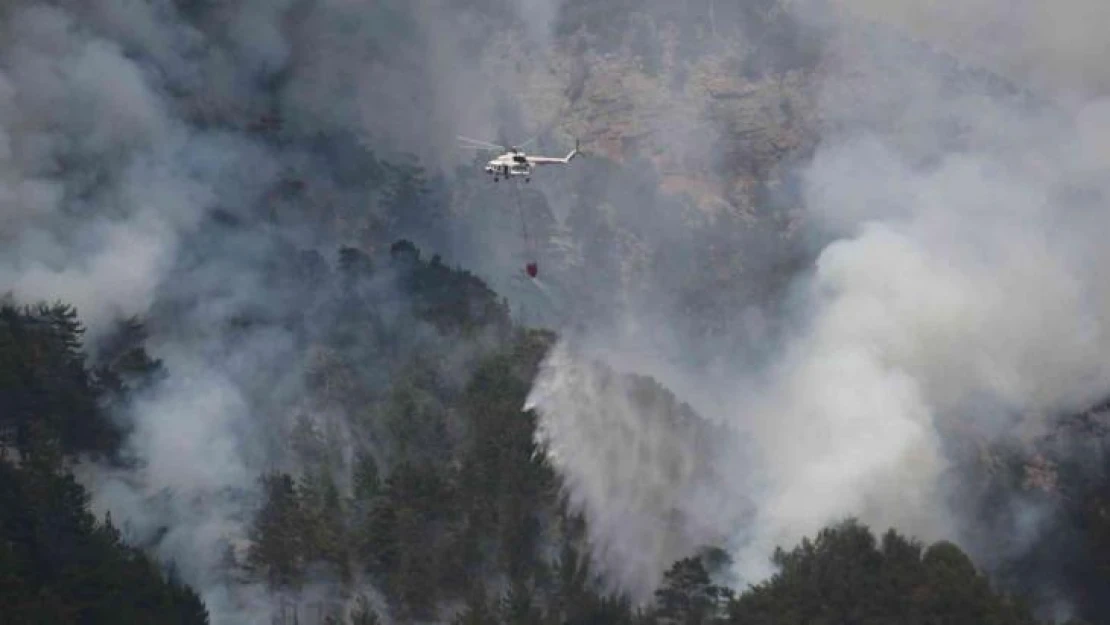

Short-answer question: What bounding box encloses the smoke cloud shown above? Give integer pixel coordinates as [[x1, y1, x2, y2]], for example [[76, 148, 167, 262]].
[[11, 0, 1110, 620], [529, 340, 754, 597], [525, 0, 1110, 613], [0, 1, 569, 623]]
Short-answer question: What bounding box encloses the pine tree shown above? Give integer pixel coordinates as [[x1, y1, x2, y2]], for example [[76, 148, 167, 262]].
[[653, 556, 730, 625], [353, 451, 381, 501], [246, 473, 307, 590], [350, 596, 383, 625], [501, 579, 540, 625], [454, 584, 499, 625]]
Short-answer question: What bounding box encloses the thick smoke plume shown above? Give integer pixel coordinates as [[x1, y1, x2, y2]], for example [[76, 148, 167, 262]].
[[529, 341, 753, 597], [10, 0, 1110, 620], [1, 1, 563, 623], [526, 0, 1110, 613]]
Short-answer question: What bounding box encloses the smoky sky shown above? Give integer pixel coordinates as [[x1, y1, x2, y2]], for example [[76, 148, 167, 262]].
[[9, 0, 1110, 622], [0, 2, 580, 624], [525, 0, 1110, 617]]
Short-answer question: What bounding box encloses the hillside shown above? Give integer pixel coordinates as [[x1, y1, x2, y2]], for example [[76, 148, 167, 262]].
[[4, 1, 1110, 625], [0, 266, 1061, 625]]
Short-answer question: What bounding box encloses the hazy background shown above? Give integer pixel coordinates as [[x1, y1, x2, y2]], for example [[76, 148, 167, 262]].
[[4, 0, 1110, 623], [528, 0, 1110, 616]]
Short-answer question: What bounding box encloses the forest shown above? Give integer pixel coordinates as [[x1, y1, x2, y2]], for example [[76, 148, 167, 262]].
[[0, 238, 1099, 624], [6, 1, 1110, 624]]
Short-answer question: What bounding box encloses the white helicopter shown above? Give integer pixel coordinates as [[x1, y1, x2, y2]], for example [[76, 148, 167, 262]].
[[457, 134, 578, 182]]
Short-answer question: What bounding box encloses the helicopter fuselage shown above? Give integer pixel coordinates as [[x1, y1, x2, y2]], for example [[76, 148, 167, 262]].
[[474, 139, 577, 182], [485, 151, 533, 180]]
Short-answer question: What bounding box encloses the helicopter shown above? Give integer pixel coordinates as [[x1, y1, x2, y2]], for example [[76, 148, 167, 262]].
[[457, 135, 578, 182], [456, 133, 579, 280]]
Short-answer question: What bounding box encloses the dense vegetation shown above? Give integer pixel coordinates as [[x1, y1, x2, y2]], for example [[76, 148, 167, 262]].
[[0, 301, 208, 624], [6, 2, 1109, 625], [0, 237, 1078, 625], [227, 240, 1059, 625]]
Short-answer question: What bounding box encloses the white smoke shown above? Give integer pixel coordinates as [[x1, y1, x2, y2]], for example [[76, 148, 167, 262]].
[[526, 0, 1110, 606], [528, 341, 751, 597], [14, 0, 1110, 619], [0, 4, 190, 337], [0, 2, 587, 624], [78, 361, 270, 619]]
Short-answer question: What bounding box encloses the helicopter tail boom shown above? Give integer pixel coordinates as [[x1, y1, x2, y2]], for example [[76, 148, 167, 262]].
[[526, 138, 579, 165]]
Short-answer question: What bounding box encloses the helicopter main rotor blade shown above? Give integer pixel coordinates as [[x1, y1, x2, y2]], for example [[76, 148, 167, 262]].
[[517, 134, 541, 150], [456, 135, 505, 150]]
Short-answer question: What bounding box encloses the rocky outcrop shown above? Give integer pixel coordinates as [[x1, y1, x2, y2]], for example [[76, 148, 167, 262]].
[[482, 5, 823, 222]]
